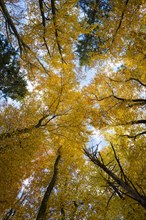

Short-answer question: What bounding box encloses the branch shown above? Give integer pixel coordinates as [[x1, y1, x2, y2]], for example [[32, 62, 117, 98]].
[[98, 152, 104, 165], [0, 0, 50, 76], [83, 147, 146, 210], [124, 120, 146, 126], [121, 131, 146, 140], [107, 180, 124, 200], [93, 93, 146, 104], [3, 208, 16, 220], [0, 113, 57, 141], [106, 191, 115, 208], [114, 120, 146, 127], [110, 143, 127, 183], [60, 207, 65, 219], [111, 0, 130, 44], [108, 77, 146, 87], [35, 114, 56, 128], [50, 0, 66, 63], [0, 0, 28, 52], [38, 0, 51, 57], [127, 78, 146, 87], [3, 193, 27, 220]]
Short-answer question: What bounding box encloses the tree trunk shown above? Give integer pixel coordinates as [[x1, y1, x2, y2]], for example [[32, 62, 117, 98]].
[[84, 148, 146, 210], [36, 148, 61, 220]]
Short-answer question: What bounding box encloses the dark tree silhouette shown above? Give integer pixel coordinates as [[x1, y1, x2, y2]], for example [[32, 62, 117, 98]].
[[76, 0, 111, 65], [0, 34, 27, 100]]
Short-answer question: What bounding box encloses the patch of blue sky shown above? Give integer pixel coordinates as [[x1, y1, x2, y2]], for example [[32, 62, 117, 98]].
[[78, 58, 124, 88], [87, 126, 108, 151], [6, 0, 28, 31], [17, 175, 34, 200]]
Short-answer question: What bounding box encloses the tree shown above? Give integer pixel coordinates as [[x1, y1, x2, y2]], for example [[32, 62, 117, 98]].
[[82, 7, 146, 216], [0, 61, 90, 216], [0, 34, 27, 100], [36, 147, 61, 220], [84, 143, 146, 210], [76, 0, 111, 65], [0, 0, 145, 219]]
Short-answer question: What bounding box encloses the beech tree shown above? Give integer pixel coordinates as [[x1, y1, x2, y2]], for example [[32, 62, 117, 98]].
[[0, 0, 145, 219], [82, 0, 146, 216]]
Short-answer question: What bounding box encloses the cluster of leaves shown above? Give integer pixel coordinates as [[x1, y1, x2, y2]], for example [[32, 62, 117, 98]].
[[76, 0, 111, 65]]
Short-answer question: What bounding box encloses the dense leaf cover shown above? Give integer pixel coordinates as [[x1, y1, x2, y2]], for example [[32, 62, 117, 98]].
[[0, 0, 145, 219], [0, 34, 27, 100]]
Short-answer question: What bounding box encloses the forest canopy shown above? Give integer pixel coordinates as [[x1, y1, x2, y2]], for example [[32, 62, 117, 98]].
[[0, 0, 146, 219]]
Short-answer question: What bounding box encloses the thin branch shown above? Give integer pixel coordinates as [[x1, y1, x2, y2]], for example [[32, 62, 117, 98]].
[[93, 93, 146, 104], [136, 184, 146, 197], [108, 77, 146, 87], [110, 143, 127, 183], [35, 114, 55, 128], [3, 208, 16, 220], [107, 180, 124, 199], [50, 0, 66, 63], [106, 191, 116, 208], [98, 152, 104, 165], [38, 0, 51, 57], [60, 207, 65, 219], [121, 131, 146, 140], [111, 0, 130, 44], [0, 0, 28, 52]]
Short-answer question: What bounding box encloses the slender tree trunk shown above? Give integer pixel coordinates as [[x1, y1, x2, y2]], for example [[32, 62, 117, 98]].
[[36, 148, 61, 220]]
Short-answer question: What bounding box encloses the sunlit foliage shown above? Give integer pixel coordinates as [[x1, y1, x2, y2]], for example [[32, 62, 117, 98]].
[[0, 0, 145, 219]]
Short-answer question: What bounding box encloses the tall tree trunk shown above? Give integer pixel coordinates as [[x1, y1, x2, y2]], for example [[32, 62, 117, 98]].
[[36, 147, 61, 220], [84, 148, 146, 210]]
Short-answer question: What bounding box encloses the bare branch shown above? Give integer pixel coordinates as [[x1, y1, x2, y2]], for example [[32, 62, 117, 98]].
[[107, 180, 124, 199], [98, 152, 104, 165], [106, 191, 116, 208]]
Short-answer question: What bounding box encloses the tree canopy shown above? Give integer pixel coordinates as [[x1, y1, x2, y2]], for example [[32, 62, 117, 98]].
[[0, 0, 146, 219]]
